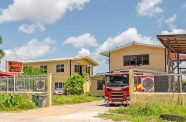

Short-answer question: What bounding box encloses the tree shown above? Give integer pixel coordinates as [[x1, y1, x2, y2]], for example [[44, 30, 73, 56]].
[[23, 66, 46, 75], [0, 36, 5, 59], [64, 74, 85, 95]]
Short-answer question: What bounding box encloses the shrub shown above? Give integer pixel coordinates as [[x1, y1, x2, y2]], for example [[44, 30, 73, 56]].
[[64, 74, 85, 95], [0, 93, 36, 111]]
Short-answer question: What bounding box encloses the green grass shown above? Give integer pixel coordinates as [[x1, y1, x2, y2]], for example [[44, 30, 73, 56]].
[[99, 104, 186, 122], [0, 93, 36, 112], [52, 93, 103, 105]]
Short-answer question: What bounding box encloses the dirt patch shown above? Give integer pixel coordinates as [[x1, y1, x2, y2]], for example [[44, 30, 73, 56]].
[[0, 100, 114, 122]]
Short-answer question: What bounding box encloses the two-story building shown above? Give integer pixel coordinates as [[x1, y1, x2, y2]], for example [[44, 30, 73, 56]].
[[90, 42, 167, 96], [101, 42, 166, 72], [23, 56, 98, 92]]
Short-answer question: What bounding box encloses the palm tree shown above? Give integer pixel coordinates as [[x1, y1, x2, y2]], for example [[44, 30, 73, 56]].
[[0, 36, 5, 59]]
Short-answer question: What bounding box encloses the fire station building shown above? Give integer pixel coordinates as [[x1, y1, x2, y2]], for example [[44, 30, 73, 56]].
[[90, 41, 186, 96]]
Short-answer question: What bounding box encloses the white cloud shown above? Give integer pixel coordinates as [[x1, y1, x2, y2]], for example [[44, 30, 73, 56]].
[[136, 0, 163, 16], [165, 14, 177, 30], [4, 37, 55, 60], [161, 14, 186, 35], [161, 28, 186, 35], [77, 48, 91, 56], [0, 0, 89, 24], [63, 33, 98, 48], [96, 27, 157, 53], [18, 23, 45, 34]]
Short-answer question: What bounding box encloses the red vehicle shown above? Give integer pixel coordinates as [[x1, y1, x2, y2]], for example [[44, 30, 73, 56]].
[[104, 71, 143, 105]]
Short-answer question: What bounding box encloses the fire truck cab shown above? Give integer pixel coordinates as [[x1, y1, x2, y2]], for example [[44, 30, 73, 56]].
[[104, 71, 144, 105]]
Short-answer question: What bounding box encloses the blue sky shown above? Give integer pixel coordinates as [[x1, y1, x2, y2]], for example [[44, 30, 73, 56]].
[[0, 0, 186, 73]]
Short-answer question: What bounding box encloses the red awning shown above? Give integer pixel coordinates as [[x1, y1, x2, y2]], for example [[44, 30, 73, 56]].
[[0, 72, 17, 77]]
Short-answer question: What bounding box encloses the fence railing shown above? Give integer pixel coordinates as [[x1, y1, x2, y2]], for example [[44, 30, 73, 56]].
[[133, 73, 184, 93], [0, 74, 47, 93]]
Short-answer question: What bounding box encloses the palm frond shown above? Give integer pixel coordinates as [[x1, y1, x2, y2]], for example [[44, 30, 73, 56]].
[[0, 36, 2, 44], [0, 49, 5, 59]]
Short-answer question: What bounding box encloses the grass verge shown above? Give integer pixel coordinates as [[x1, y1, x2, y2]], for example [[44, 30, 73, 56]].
[[99, 104, 186, 122], [52, 93, 103, 105], [0, 93, 36, 112]]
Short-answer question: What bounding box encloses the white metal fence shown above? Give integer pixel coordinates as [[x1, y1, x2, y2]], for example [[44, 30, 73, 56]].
[[0, 74, 47, 93]]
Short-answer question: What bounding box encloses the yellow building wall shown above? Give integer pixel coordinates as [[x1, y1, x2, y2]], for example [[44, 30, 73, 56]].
[[71, 59, 94, 76], [110, 45, 166, 72], [23, 59, 95, 92], [90, 76, 105, 97], [23, 60, 70, 82]]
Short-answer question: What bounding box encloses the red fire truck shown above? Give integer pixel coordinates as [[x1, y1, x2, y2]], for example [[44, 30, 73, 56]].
[[104, 71, 144, 105]]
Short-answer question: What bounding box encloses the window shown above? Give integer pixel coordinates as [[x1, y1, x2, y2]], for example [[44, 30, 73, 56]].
[[97, 80, 105, 90], [55, 82, 64, 90], [123, 54, 149, 66], [142, 55, 149, 65], [86, 66, 90, 74], [75, 65, 82, 75], [40, 65, 47, 73], [56, 64, 64, 72]]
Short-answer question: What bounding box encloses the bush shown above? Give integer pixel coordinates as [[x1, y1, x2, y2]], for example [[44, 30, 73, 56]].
[[0, 93, 36, 111], [64, 74, 85, 95]]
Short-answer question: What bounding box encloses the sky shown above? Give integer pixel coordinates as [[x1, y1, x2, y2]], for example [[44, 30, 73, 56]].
[[0, 0, 186, 74]]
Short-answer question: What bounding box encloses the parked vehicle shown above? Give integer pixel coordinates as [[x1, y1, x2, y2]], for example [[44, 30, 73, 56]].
[[54, 88, 65, 95]]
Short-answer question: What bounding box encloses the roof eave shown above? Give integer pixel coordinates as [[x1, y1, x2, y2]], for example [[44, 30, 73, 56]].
[[84, 57, 99, 66]]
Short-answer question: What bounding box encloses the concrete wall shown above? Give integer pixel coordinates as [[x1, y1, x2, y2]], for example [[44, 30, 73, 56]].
[[132, 92, 186, 105], [90, 76, 104, 97], [110, 45, 166, 72]]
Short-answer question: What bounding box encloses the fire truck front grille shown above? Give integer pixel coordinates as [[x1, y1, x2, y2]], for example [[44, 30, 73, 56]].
[[111, 96, 123, 98], [111, 92, 123, 96], [111, 92, 124, 98]]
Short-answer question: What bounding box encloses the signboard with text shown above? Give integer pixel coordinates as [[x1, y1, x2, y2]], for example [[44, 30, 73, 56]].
[[7, 61, 23, 73]]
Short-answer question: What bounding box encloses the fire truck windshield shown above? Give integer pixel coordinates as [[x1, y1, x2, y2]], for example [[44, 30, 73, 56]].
[[106, 74, 129, 87]]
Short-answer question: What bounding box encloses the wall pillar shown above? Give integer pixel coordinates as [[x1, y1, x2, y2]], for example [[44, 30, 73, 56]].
[[129, 69, 134, 104], [47, 73, 52, 107]]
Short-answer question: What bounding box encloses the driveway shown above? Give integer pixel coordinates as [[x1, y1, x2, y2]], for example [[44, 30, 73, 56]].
[[0, 100, 114, 122]]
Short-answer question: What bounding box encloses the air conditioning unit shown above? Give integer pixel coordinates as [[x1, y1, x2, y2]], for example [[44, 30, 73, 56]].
[[141, 77, 154, 92], [36, 80, 45, 90]]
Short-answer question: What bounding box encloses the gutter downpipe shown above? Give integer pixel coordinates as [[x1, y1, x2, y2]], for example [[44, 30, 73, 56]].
[[109, 52, 110, 72], [70, 60, 72, 76]]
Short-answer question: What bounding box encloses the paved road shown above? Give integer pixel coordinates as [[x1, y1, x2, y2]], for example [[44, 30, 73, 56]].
[[0, 100, 114, 122]]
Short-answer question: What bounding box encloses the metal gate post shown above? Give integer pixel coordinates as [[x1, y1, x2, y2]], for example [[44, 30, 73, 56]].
[[13, 75, 16, 92], [6, 77, 8, 92], [47, 73, 52, 106]]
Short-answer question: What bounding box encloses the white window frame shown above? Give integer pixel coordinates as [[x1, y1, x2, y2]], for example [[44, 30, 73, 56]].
[[55, 82, 64, 90], [56, 64, 64, 72], [40, 65, 47, 73]]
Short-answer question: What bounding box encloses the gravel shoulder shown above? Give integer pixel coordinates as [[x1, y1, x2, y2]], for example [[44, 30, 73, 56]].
[[0, 100, 114, 122]]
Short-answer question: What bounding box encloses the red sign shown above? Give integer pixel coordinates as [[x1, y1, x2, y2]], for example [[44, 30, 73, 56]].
[[7, 61, 23, 73]]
